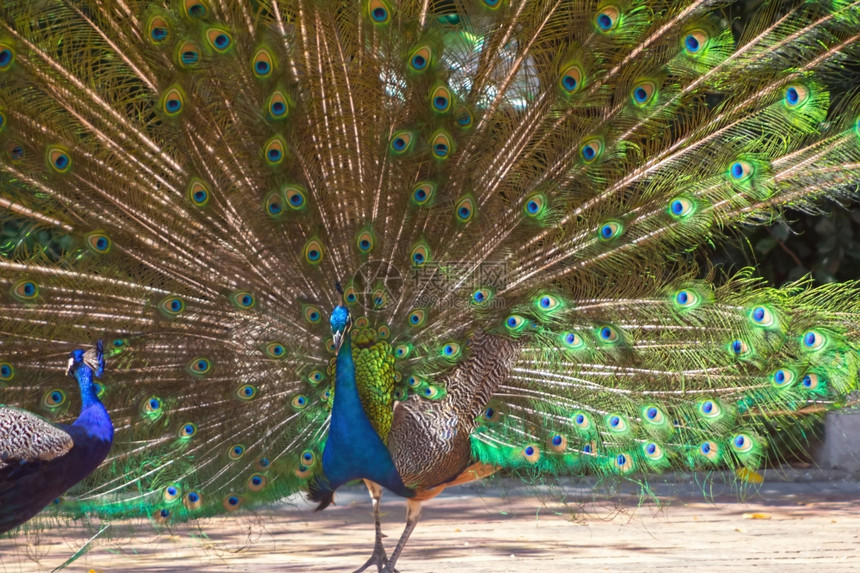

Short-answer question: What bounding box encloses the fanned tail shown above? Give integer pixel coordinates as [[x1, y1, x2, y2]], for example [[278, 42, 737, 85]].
[[0, 0, 858, 528]]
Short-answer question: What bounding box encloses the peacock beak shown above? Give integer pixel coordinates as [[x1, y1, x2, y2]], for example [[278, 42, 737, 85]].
[[333, 330, 344, 352], [66, 356, 75, 376]]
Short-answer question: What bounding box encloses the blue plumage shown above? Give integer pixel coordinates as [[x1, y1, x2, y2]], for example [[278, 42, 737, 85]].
[[311, 307, 413, 510], [0, 341, 112, 534]]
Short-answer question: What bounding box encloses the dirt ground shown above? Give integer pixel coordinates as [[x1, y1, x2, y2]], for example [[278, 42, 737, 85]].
[[1, 469, 858, 572]]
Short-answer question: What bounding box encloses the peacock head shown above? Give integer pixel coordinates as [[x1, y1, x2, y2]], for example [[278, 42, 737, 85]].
[[67, 339, 105, 379], [330, 305, 352, 352]]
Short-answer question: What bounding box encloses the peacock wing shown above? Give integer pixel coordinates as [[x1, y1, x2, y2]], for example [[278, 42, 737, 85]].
[[0, 407, 72, 469]]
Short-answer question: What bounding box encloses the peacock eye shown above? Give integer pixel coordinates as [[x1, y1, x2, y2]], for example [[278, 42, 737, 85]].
[[85, 232, 111, 253], [409, 46, 432, 71], [668, 196, 696, 219], [572, 410, 592, 430], [561, 331, 585, 349], [698, 399, 721, 419], [698, 440, 720, 461], [144, 396, 163, 414], [264, 342, 285, 358], [158, 296, 185, 317], [674, 289, 699, 308], [268, 91, 289, 119], [596, 325, 620, 344], [179, 423, 197, 438], [784, 83, 809, 108], [43, 389, 66, 408], [729, 338, 752, 357], [412, 181, 436, 206], [580, 137, 604, 163], [432, 131, 452, 159], [598, 220, 623, 241], [236, 384, 257, 400], [535, 294, 562, 313], [356, 229, 375, 253], [303, 239, 325, 265], [264, 136, 287, 165], [0, 363, 14, 380], [395, 344, 412, 358], [455, 106, 473, 128], [231, 290, 256, 309], [524, 193, 547, 217], [771, 368, 796, 388], [595, 6, 620, 32], [410, 242, 430, 267], [12, 280, 38, 301], [504, 314, 527, 333], [749, 306, 776, 327], [440, 342, 461, 359], [731, 433, 754, 453], [390, 131, 414, 154], [729, 160, 754, 181], [801, 373, 821, 390], [471, 288, 494, 305], [207, 29, 233, 52], [802, 330, 827, 351], [162, 87, 185, 116], [605, 414, 628, 432], [408, 309, 426, 327], [147, 17, 169, 43], [559, 63, 584, 95], [431, 85, 452, 113], [643, 442, 664, 460], [631, 80, 657, 106], [188, 358, 212, 375], [368, 0, 391, 23], [682, 29, 709, 55]]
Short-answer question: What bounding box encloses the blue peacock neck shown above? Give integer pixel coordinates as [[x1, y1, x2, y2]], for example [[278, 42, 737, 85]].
[[71, 363, 113, 444], [322, 328, 413, 497]]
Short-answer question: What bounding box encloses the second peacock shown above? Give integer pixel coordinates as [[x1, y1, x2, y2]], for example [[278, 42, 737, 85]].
[[1, 0, 860, 571]]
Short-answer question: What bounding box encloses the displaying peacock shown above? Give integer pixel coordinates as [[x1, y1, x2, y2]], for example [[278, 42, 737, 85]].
[[1, 0, 860, 570], [0, 341, 112, 535]]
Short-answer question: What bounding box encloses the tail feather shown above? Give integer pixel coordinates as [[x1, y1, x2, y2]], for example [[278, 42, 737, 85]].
[[0, 0, 857, 528]]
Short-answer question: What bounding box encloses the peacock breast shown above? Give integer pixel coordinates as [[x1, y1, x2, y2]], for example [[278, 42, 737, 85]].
[[327, 326, 397, 443]]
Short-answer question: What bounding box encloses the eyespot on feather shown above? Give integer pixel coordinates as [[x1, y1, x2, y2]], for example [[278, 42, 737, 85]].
[[184, 0, 208, 18], [367, 0, 392, 24], [595, 5, 620, 32], [187, 357, 212, 375], [47, 146, 72, 173], [12, 280, 38, 301], [431, 130, 453, 159], [177, 41, 201, 67], [0, 42, 15, 70], [412, 181, 436, 206], [206, 28, 233, 53], [86, 232, 112, 254], [43, 389, 66, 408], [303, 238, 325, 265], [147, 16, 170, 44], [230, 290, 256, 309], [187, 178, 211, 207], [409, 45, 432, 71], [682, 29, 709, 55], [161, 87, 185, 117]]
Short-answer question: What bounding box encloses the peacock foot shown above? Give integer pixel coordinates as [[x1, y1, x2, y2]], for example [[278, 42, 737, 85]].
[[353, 543, 398, 573]]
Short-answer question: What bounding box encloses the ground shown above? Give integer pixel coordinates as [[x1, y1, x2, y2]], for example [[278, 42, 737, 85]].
[[1, 468, 858, 572]]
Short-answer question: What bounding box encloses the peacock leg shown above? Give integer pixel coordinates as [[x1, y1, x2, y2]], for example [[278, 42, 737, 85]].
[[353, 480, 392, 573], [384, 498, 422, 573]]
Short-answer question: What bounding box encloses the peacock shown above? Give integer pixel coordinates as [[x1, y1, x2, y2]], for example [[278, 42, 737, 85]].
[[1, 0, 860, 570], [0, 341, 112, 535]]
